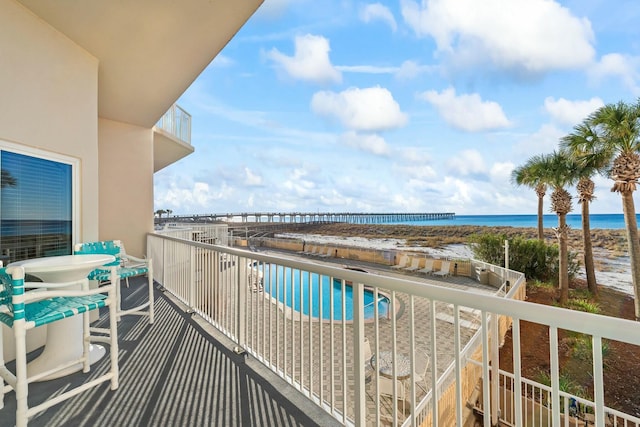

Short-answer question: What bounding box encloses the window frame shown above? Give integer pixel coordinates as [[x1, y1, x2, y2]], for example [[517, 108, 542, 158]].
[[0, 139, 80, 253]]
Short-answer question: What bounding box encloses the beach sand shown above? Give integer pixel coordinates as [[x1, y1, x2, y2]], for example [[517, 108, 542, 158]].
[[278, 222, 633, 295]]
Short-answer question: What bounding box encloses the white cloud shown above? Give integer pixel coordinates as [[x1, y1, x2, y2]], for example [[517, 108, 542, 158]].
[[341, 131, 390, 156], [360, 3, 398, 32], [336, 65, 399, 74], [399, 147, 432, 164], [243, 167, 263, 186], [320, 189, 353, 207], [155, 180, 232, 213], [418, 87, 510, 132], [544, 96, 604, 126], [514, 123, 565, 157], [395, 60, 432, 80], [400, 0, 594, 74], [589, 53, 640, 96], [266, 34, 342, 84], [211, 54, 234, 68], [446, 149, 486, 176], [395, 163, 437, 181], [255, 0, 297, 19], [311, 86, 408, 131], [489, 161, 515, 184]]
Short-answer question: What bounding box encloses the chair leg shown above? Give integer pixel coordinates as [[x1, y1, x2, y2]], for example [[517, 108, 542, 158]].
[[14, 326, 28, 427], [147, 261, 154, 324], [82, 279, 91, 373], [0, 327, 5, 410], [82, 310, 91, 373], [108, 288, 119, 390]]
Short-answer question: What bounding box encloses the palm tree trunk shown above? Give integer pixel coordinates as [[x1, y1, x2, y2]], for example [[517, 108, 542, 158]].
[[558, 214, 569, 304], [621, 191, 640, 320], [581, 202, 598, 295], [537, 195, 544, 240]]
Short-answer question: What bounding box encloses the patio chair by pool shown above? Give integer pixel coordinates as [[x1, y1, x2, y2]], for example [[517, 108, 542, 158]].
[[418, 259, 434, 275], [403, 257, 421, 272], [432, 260, 451, 277], [390, 254, 410, 270], [317, 247, 333, 258], [304, 246, 318, 256], [413, 346, 430, 391], [74, 240, 154, 324], [379, 375, 409, 417], [364, 337, 373, 381], [0, 266, 119, 427]]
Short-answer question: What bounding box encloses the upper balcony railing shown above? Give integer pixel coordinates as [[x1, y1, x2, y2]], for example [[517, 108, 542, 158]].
[[147, 232, 640, 427], [156, 104, 191, 144]]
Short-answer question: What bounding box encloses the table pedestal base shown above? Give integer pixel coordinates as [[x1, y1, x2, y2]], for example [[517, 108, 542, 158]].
[[26, 315, 107, 382]]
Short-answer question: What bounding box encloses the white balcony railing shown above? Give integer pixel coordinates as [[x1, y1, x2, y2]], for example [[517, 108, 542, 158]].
[[156, 104, 191, 144], [147, 233, 640, 427]]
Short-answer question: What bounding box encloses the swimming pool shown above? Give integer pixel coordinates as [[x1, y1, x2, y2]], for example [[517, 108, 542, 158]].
[[256, 264, 390, 321]]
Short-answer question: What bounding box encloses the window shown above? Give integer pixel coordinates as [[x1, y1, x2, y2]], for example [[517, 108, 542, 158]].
[[0, 145, 77, 263]]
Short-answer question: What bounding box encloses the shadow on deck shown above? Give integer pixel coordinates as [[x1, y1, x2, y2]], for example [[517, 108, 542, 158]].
[[2, 278, 339, 427]]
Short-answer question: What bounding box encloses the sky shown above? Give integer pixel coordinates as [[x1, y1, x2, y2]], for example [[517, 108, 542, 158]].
[[154, 0, 640, 216]]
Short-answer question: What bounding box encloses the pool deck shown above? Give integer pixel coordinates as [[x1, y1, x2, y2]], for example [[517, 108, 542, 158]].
[[244, 246, 499, 425]]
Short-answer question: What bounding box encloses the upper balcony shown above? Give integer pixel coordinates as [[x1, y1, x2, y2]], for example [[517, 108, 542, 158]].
[[3, 229, 640, 426], [153, 104, 194, 172]]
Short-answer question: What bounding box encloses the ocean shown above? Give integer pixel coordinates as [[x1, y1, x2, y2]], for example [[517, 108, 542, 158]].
[[401, 213, 634, 230]]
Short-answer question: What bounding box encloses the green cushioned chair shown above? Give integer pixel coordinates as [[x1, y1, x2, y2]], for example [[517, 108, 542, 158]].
[[0, 265, 119, 427], [74, 240, 154, 324]]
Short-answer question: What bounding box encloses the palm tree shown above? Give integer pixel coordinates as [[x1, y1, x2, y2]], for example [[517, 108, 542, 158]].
[[560, 123, 608, 296], [583, 101, 640, 320], [155, 209, 167, 218], [544, 151, 579, 304], [511, 155, 551, 241], [1, 169, 17, 188]]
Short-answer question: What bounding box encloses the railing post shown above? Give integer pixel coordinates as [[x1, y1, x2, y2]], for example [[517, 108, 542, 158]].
[[237, 255, 247, 346], [504, 240, 509, 271], [189, 245, 196, 310], [491, 312, 500, 426], [162, 238, 167, 289], [353, 281, 366, 425]]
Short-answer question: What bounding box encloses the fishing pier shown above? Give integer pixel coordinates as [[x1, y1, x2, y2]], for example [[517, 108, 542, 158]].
[[160, 212, 455, 224]]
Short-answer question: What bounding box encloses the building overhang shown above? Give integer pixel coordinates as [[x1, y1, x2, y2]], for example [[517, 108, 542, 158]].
[[17, 0, 264, 128], [153, 127, 194, 172]]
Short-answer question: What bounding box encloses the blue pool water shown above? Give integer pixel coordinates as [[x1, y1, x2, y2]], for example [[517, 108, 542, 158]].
[[260, 264, 389, 321]]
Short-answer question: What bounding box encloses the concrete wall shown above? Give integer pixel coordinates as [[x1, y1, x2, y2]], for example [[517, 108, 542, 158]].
[[98, 119, 154, 257]]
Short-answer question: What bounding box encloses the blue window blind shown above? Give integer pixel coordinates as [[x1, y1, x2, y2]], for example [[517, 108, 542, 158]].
[[0, 150, 73, 263]]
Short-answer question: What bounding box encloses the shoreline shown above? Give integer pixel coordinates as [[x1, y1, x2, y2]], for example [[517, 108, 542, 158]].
[[276, 223, 634, 296]]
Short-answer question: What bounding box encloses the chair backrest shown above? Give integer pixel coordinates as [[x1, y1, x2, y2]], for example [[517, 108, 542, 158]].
[[439, 261, 450, 272], [414, 347, 430, 377], [379, 376, 406, 400], [74, 240, 122, 267], [0, 266, 26, 320], [364, 337, 372, 362]]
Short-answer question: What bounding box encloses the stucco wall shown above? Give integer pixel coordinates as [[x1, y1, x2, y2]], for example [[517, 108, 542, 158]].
[[98, 118, 154, 258], [0, 0, 100, 243], [0, 0, 100, 361]]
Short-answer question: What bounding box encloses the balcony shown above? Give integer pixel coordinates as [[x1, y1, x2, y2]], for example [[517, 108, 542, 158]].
[[153, 104, 194, 172], [3, 232, 640, 426]]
